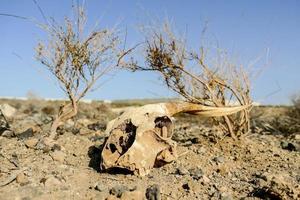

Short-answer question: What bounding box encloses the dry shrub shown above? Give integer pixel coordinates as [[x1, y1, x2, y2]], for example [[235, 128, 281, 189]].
[[291, 93, 300, 119], [128, 23, 252, 139], [35, 6, 133, 139]]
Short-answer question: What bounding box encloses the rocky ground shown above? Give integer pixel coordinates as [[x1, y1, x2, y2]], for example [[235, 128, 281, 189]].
[[0, 99, 299, 200]]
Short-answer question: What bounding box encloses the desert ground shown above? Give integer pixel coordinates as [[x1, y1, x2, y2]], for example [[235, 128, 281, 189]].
[[0, 98, 299, 200]]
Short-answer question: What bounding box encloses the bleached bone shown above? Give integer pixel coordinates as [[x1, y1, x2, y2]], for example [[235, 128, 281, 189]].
[[100, 102, 249, 176]]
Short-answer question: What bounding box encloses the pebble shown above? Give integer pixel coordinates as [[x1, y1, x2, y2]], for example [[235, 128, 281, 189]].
[[201, 175, 210, 184], [87, 122, 107, 131], [176, 166, 189, 175], [24, 138, 39, 149], [16, 172, 29, 185], [1, 130, 15, 138], [0, 104, 17, 118], [280, 141, 297, 151], [44, 176, 61, 187], [50, 151, 65, 163], [110, 185, 129, 198], [146, 184, 160, 200], [196, 147, 206, 154], [94, 182, 106, 192], [213, 156, 225, 164], [189, 167, 203, 180]]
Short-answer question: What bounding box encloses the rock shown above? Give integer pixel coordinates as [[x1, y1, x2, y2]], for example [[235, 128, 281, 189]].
[[146, 184, 160, 200], [50, 151, 65, 163], [201, 175, 210, 184], [182, 183, 190, 191], [1, 130, 15, 138], [17, 125, 42, 139], [16, 172, 29, 185], [24, 138, 39, 149], [189, 167, 203, 180], [87, 122, 107, 131], [196, 147, 206, 154], [44, 176, 61, 187], [221, 192, 233, 200], [280, 141, 297, 151], [110, 185, 128, 198], [213, 156, 225, 164], [0, 109, 10, 135], [176, 166, 189, 175], [94, 182, 106, 192], [190, 137, 201, 144], [0, 104, 17, 118], [120, 190, 143, 200]]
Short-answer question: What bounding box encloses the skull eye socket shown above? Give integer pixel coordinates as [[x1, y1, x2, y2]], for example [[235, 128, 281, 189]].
[[154, 116, 173, 138]]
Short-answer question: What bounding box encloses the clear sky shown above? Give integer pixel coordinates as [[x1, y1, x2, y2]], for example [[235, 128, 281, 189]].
[[0, 0, 299, 104]]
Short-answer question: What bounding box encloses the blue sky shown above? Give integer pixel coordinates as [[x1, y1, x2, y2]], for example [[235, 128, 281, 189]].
[[0, 0, 299, 104]]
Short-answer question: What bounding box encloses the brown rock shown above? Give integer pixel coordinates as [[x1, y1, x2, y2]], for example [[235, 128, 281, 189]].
[[24, 138, 39, 148], [16, 173, 29, 185]]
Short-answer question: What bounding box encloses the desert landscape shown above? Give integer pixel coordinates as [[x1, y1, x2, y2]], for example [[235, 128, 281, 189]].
[[0, 98, 299, 200], [1, 1, 300, 200]]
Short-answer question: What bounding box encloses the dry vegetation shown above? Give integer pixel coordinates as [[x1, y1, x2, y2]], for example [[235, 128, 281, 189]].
[[128, 23, 252, 139], [35, 6, 132, 139]]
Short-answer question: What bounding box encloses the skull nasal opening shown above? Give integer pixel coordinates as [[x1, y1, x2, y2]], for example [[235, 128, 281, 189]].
[[120, 120, 137, 153], [106, 119, 137, 155]]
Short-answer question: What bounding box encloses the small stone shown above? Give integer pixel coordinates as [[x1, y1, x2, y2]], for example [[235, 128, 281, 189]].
[[50, 151, 65, 163], [24, 138, 39, 149], [189, 167, 203, 180], [44, 176, 61, 187], [221, 192, 233, 200], [16, 172, 29, 185], [146, 184, 160, 200], [190, 137, 200, 144], [110, 185, 128, 198], [201, 175, 210, 184], [182, 183, 190, 191], [87, 122, 106, 131], [213, 156, 225, 163], [294, 134, 300, 140], [1, 130, 15, 138], [0, 104, 17, 118], [94, 182, 106, 192], [280, 141, 297, 151], [17, 128, 35, 139], [196, 147, 206, 154], [176, 166, 189, 175]]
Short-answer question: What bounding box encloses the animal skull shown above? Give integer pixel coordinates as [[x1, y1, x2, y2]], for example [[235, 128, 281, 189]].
[[100, 102, 249, 176]]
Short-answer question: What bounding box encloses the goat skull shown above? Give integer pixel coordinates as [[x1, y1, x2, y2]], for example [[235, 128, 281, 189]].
[[100, 102, 249, 176]]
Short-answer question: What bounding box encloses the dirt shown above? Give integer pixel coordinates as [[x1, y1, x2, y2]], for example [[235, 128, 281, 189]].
[[0, 99, 299, 200]]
